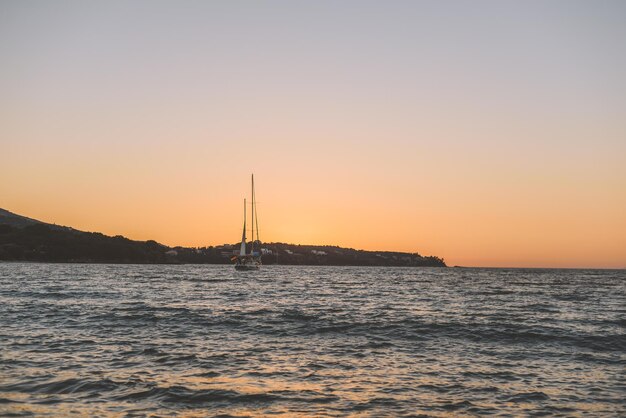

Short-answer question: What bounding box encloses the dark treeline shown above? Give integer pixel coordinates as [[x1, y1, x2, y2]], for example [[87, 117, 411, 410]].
[[259, 243, 446, 267], [0, 210, 446, 267], [0, 224, 222, 264]]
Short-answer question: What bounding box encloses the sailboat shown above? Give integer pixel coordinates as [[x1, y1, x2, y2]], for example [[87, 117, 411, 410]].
[[233, 174, 262, 271]]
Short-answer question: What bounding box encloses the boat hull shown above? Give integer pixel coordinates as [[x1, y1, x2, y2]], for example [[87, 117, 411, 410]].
[[233, 254, 262, 271], [234, 264, 260, 271]]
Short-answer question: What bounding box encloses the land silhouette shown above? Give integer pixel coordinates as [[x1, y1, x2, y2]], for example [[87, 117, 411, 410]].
[[0, 208, 445, 267]]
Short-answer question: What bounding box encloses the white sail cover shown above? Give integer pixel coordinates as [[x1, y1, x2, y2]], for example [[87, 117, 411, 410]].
[[239, 199, 246, 256], [239, 231, 246, 256]]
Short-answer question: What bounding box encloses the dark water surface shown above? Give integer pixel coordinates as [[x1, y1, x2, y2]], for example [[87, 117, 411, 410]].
[[0, 264, 624, 417]]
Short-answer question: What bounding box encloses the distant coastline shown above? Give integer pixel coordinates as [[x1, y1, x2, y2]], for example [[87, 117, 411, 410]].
[[0, 208, 446, 267]]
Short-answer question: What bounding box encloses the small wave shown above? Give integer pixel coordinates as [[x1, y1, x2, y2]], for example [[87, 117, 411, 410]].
[[239, 308, 274, 316], [0, 397, 21, 404], [191, 371, 221, 378], [352, 397, 399, 411], [523, 303, 560, 313], [281, 309, 318, 321], [441, 400, 474, 411], [116, 385, 280, 405], [614, 318, 626, 328], [155, 353, 198, 365], [463, 371, 521, 381], [1, 378, 120, 396], [212, 415, 249, 418], [417, 383, 464, 393], [141, 347, 162, 356], [501, 391, 550, 403]]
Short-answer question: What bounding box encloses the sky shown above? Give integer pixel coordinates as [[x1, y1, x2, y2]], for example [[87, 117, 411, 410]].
[[1, 0, 625, 268]]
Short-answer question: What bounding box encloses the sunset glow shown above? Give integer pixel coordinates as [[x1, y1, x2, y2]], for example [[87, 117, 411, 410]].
[[1, 1, 625, 268]]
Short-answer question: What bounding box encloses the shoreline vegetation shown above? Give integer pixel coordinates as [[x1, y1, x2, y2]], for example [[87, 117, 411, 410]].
[[0, 208, 446, 267]]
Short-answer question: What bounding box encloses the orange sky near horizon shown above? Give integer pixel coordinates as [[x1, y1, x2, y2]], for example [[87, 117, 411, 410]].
[[1, 1, 625, 268]]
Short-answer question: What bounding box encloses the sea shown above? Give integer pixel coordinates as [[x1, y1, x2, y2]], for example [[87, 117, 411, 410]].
[[0, 263, 624, 417]]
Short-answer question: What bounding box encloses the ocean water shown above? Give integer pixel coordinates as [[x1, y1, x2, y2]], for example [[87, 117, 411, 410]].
[[0, 264, 624, 417]]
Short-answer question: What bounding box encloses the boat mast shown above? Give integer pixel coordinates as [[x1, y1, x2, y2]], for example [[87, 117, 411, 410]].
[[253, 174, 259, 243], [251, 174, 254, 254]]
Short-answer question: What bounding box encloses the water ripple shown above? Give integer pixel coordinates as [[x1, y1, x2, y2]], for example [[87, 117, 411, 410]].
[[0, 263, 624, 416]]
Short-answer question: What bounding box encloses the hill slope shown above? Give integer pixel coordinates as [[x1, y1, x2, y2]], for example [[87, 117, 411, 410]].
[[0, 208, 44, 228]]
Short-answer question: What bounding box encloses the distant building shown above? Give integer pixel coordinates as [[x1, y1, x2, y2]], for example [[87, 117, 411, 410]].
[[311, 250, 327, 256]]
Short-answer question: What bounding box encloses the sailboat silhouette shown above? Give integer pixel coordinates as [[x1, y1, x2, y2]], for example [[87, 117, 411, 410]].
[[233, 174, 261, 271]]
